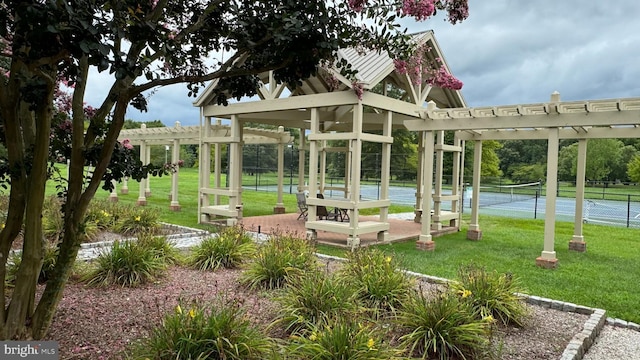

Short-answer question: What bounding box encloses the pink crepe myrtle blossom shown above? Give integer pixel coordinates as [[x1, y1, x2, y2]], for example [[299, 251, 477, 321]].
[[121, 139, 134, 150], [352, 81, 365, 100], [348, 0, 367, 12], [402, 0, 436, 21]]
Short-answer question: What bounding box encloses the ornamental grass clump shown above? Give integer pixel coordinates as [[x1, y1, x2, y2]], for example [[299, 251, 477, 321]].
[[338, 248, 414, 318], [451, 263, 530, 327], [82, 240, 165, 287], [396, 291, 492, 360], [272, 269, 360, 335], [189, 226, 255, 271], [115, 205, 160, 236], [128, 299, 274, 360], [137, 232, 182, 266], [241, 232, 316, 290], [285, 319, 399, 360]]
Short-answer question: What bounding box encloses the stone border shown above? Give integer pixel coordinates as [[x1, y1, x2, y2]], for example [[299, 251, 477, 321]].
[[79, 223, 209, 250], [317, 253, 608, 360]]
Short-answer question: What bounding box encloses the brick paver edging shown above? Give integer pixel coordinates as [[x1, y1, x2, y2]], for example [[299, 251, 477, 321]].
[[316, 253, 607, 360]]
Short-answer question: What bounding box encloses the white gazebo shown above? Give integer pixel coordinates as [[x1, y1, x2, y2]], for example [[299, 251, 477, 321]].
[[194, 30, 466, 247]]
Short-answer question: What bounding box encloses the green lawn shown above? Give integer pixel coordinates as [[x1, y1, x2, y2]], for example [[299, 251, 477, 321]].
[[55, 167, 640, 323]]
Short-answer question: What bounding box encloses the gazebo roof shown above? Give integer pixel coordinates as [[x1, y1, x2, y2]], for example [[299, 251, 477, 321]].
[[193, 31, 465, 113]]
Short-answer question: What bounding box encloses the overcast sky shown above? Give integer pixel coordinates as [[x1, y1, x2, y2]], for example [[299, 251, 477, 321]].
[[96, 0, 640, 126]]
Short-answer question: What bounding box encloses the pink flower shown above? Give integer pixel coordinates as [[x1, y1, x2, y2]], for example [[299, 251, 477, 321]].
[[402, 0, 436, 21], [352, 81, 365, 100], [121, 139, 134, 150], [348, 0, 367, 12]]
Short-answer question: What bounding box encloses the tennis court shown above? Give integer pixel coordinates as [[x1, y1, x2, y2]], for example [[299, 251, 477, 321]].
[[245, 183, 640, 228]]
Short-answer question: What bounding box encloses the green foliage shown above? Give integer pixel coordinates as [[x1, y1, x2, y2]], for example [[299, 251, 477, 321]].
[[136, 232, 182, 266], [82, 240, 166, 287], [451, 264, 529, 327], [510, 163, 546, 183], [114, 205, 161, 236], [628, 155, 640, 183], [273, 269, 360, 334], [241, 232, 317, 289], [42, 196, 64, 241], [7, 242, 59, 285], [84, 200, 120, 231], [189, 226, 256, 271], [128, 299, 274, 360], [337, 248, 414, 317], [285, 320, 398, 360], [396, 291, 492, 360]]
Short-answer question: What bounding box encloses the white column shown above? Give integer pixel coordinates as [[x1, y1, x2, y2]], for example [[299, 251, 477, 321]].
[[570, 139, 588, 249], [170, 139, 180, 211], [297, 128, 306, 193], [452, 134, 464, 228], [414, 131, 426, 222], [306, 109, 320, 231], [432, 130, 445, 230], [227, 115, 242, 226], [136, 136, 147, 206], [467, 140, 482, 239], [538, 127, 559, 267], [319, 140, 327, 195], [378, 111, 392, 242], [416, 131, 435, 250], [144, 142, 151, 197], [347, 103, 364, 248], [121, 177, 129, 194], [275, 126, 285, 213], [109, 180, 118, 202], [199, 116, 211, 222]]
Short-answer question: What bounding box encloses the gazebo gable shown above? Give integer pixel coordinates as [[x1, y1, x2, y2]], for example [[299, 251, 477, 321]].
[[193, 31, 465, 110]]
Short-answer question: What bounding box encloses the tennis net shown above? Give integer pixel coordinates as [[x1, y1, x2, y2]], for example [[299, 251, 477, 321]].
[[469, 182, 542, 208]]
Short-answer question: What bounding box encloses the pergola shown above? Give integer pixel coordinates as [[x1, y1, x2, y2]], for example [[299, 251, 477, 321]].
[[193, 31, 466, 247], [405, 93, 640, 267], [116, 121, 293, 211]]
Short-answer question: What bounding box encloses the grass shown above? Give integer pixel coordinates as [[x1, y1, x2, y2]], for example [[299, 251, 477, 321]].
[[44, 167, 640, 323], [319, 216, 640, 324]]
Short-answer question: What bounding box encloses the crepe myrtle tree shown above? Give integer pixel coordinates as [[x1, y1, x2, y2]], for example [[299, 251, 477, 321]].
[[0, 0, 467, 339]]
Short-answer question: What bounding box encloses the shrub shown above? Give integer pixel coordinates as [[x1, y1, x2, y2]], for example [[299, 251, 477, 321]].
[[128, 299, 274, 360], [137, 232, 182, 266], [338, 248, 414, 318], [241, 232, 316, 289], [273, 269, 360, 334], [286, 320, 398, 360], [189, 226, 255, 271], [451, 263, 530, 327], [396, 291, 492, 360], [115, 205, 160, 236], [85, 200, 120, 231], [82, 240, 165, 287], [6, 242, 58, 285], [42, 196, 64, 241]]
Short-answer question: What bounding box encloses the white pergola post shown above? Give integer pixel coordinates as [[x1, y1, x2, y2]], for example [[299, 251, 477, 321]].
[[120, 177, 129, 194], [467, 140, 483, 240], [227, 115, 242, 226], [319, 140, 327, 195], [569, 138, 588, 252], [452, 134, 464, 228], [297, 128, 306, 193], [136, 131, 147, 206], [306, 109, 320, 240], [109, 180, 118, 202], [144, 142, 151, 197], [169, 138, 181, 211], [346, 103, 364, 248], [214, 119, 222, 206], [416, 130, 435, 250], [432, 130, 445, 230], [199, 116, 211, 222], [414, 131, 426, 223], [274, 126, 286, 214], [377, 111, 392, 242], [537, 127, 560, 268]]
